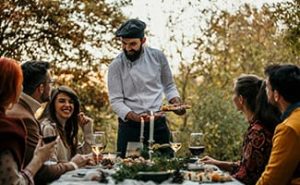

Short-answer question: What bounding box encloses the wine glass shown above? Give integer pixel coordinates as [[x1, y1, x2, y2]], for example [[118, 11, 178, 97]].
[[91, 131, 106, 164], [42, 131, 57, 165], [189, 132, 205, 162], [170, 131, 182, 158]]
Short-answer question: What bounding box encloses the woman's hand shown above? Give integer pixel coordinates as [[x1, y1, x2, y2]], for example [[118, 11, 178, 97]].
[[83, 153, 96, 166], [25, 137, 58, 176], [199, 155, 220, 166], [70, 154, 90, 168], [34, 137, 58, 163], [200, 155, 237, 172], [78, 112, 93, 127], [78, 113, 94, 146]]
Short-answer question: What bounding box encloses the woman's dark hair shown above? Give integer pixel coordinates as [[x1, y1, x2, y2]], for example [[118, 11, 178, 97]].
[[234, 74, 263, 113], [44, 86, 80, 157], [254, 82, 281, 131], [235, 74, 280, 131]]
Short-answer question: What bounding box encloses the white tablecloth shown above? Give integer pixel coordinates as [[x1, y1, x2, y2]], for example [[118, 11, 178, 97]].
[[50, 168, 244, 185]]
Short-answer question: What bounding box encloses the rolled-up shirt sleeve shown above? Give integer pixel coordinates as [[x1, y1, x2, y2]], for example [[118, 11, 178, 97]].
[[159, 52, 180, 101], [108, 61, 131, 121]]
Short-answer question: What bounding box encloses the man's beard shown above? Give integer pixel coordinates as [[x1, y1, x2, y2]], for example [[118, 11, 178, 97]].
[[268, 98, 277, 107], [124, 46, 143, 62], [40, 91, 50, 103]]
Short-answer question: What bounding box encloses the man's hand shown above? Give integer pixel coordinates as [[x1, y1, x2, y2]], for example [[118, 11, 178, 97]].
[[126, 111, 165, 122], [140, 111, 165, 122], [169, 97, 186, 115], [125, 111, 141, 122]]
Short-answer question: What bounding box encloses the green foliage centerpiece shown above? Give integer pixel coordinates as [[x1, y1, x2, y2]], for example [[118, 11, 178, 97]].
[[112, 154, 187, 182]]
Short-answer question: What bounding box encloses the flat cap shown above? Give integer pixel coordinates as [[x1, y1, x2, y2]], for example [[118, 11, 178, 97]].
[[115, 19, 146, 38]]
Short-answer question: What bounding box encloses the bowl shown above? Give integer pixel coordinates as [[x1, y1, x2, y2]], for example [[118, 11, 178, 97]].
[[137, 171, 173, 183]]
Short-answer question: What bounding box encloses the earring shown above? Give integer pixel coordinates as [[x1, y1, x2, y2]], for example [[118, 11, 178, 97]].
[[7, 103, 14, 110], [39, 84, 44, 94], [274, 90, 279, 102]]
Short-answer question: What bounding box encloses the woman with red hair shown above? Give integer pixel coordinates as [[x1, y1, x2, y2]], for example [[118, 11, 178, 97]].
[[0, 57, 57, 185]]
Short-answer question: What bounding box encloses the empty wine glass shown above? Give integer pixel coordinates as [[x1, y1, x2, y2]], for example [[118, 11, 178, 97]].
[[189, 132, 205, 161], [91, 131, 106, 164], [170, 131, 182, 158]]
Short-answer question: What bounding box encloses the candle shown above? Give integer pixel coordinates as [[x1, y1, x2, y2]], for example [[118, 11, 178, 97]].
[[107, 153, 116, 162], [149, 111, 154, 143], [140, 117, 145, 142]]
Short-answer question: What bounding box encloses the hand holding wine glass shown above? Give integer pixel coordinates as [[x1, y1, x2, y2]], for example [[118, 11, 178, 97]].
[[170, 131, 182, 158], [189, 132, 205, 161], [42, 123, 58, 164]]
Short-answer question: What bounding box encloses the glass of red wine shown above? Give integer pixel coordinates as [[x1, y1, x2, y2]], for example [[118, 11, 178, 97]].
[[189, 132, 205, 162], [43, 133, 57, 165], [43, 135, 57, 144]]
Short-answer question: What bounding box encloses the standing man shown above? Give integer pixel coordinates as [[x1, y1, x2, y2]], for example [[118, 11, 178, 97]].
[[256, 64, 300, 185], [7, 61, 90, 184], [108, 19, 186, 158]]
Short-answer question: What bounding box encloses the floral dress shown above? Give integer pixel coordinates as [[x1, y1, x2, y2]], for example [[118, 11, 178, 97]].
[[232, 120, 273, 185]]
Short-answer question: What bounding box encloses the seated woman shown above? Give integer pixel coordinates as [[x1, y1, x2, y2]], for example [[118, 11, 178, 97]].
[[39, 86, 94, 162], [200, 74, 281, 185], [0, 57, 57, 184]]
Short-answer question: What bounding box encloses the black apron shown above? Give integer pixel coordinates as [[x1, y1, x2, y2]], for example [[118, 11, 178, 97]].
[[117, 117, 173, 158]]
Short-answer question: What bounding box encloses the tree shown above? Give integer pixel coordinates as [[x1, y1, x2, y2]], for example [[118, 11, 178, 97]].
[[192, 2, 299, 160], [0, 0, 130, 62], [273, 0, 300, 56], [164, 0, 300, 159], [0, 0, 131, 151]]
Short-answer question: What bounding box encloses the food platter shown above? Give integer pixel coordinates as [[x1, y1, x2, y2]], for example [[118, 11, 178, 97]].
[[178, 162, 232, 183], [182, 170, 232, 183], [160, 104, 191, 111]]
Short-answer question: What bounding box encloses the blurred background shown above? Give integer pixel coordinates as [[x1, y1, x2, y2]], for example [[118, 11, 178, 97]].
[[1, 0, 299, 161]]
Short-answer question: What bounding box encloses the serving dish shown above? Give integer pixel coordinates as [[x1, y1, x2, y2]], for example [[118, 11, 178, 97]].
[[137, 171, 173, 183]]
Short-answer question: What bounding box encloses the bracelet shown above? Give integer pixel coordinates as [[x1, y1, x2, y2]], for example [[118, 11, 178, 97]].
[[69, 161, 79, 170], [22, 168, 34, 185]]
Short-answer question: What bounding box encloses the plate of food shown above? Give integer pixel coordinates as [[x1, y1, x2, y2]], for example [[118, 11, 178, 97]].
[[182, 170, 232, 183], [137, 171, 173, 183], [160, 104, 191, 111]]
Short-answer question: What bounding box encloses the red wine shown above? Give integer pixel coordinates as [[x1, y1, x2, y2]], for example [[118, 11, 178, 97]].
[[189, 146, 205, 156], [43, 136, 57, 144]]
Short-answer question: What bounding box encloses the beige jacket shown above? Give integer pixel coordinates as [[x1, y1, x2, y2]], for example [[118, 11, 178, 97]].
[[41, 117, 93, 161]]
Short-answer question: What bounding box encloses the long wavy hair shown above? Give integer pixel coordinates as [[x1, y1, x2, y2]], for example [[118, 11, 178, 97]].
[[254, 82, 281, 132], [235, 74, 281, 131], [42, 86, 80, 157]]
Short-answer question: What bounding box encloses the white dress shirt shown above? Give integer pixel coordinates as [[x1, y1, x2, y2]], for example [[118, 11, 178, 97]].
[[108, 46, 179, 121]]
